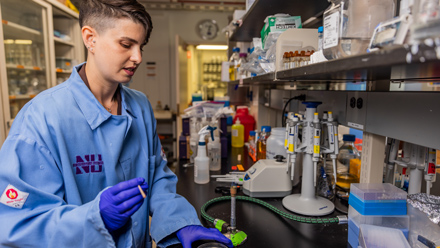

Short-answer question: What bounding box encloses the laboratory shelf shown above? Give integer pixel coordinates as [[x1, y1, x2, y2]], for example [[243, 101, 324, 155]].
[[56, 68, 72, 74], [45, 0, 79, 18], [228, 72, 275, 85], [229, 0, 329, 42], [276, 44, 440, 83], [2, 19, 42, 37], [229, 44, 440, 85], [9, 94, 36, 100], [54, 36, 74, 46], [6, 64, 45, 71]]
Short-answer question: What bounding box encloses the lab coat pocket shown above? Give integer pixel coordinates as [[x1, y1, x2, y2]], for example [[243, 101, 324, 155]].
[[147, 156, 156, 193], [119, 157, 133, 179]]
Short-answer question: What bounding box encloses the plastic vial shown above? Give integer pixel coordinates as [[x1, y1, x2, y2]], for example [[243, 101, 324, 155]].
[[289, 51, 295, 69], [231, 118, 244, 148], [318, 26, 324, 51], [336, 134, 361, 190], [283, 52, 289, 70], [293, 51, 300, 68], [228, 47, 240, 81], [257, 126, 271, 160]]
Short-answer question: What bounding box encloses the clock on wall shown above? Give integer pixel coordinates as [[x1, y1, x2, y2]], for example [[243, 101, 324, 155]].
[[196, 19, 219, 40]]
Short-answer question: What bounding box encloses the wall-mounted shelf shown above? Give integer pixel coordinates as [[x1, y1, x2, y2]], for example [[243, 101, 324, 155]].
[[9, 94, 36, 100], [6, 64, 45, 71], [229, 0, 329, 42], [45, 0, 78, 18], [54, 36, 74, 46], [229, 44, 440, 85], [2, 19, 41, 36]]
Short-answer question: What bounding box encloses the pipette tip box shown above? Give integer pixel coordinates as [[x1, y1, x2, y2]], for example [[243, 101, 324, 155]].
[[347, 205, 409, 248], [349, 183, 407, 215], [358, 224, 410, 248]]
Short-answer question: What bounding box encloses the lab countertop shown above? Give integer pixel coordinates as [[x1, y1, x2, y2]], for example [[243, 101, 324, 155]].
[[175, 147, 349, 248]]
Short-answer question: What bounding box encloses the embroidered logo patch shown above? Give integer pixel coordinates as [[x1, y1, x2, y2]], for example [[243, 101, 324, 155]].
[[73, 154, 104, 175], [0, 184, 29, 209]]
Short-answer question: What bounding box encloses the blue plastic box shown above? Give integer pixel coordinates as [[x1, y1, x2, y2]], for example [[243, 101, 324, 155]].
[[349, 183, 407, 215], [347, 205, 409, 248], [359, 224, 410, 248]]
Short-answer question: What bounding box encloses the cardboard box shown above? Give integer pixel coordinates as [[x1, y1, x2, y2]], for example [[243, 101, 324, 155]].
[[261, 15, 302, 47]]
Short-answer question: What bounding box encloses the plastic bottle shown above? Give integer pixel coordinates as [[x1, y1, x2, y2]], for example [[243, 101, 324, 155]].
[[228, 47, 240, 81], [208, 134, 221, 171], [318, 26, 324, 51], [323, 0, 395, 60], [266, 127, 288, 159], [231, 118, 244, 148], [233, 106, 256, 142], [194, 126, 215, 184], [236, 53, 248, 80], [189, 117, 199, 164], [316, 163, 335, 200], [257, 126, 271, 160], [248, 130, 257, 162], [336, 134, 361, 190]]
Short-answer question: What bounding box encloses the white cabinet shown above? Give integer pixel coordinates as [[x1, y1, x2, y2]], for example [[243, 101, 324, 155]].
[[0, 0, 84, 144]]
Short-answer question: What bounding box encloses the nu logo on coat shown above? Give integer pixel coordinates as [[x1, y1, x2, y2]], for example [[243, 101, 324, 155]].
[[73, 154, 103, 174]]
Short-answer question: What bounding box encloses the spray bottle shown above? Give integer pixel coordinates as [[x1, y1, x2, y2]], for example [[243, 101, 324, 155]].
[[195, 125, 216, 184]]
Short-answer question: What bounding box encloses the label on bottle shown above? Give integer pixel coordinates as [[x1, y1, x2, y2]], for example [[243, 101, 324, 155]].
[[323, 12, 339, 49], [194, 164, 198, 177], [232, 129, 238, 137]]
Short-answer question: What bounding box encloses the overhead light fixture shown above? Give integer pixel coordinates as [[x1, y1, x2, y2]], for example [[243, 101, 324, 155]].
[[196, 45, 228, 50]]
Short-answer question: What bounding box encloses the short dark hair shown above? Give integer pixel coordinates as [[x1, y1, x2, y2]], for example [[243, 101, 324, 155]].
[[79, 0, 153, 45]]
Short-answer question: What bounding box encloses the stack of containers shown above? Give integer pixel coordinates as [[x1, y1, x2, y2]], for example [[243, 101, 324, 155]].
[[347, 183, 409, 248]]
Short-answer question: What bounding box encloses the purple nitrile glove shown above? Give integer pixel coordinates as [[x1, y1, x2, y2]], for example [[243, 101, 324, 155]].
[[99, 177, 148, 233], [176, 225, 233, 248]]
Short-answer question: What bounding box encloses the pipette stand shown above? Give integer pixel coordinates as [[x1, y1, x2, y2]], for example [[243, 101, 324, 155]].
[[282, 102, 335, 216]]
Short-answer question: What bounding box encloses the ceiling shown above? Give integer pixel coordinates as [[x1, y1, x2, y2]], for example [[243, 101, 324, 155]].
[[71, 0, 245, 14], [139, 0, 245, 11]]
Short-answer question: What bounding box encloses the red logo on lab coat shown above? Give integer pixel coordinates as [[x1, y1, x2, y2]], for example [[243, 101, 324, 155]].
[[6, 189, 18, 199]]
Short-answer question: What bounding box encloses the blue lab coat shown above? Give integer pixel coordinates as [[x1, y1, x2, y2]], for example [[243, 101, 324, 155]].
[[0, 63, 201, 247]]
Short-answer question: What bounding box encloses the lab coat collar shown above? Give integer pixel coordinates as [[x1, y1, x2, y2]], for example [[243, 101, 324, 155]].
[[68, 63, 137, 130]]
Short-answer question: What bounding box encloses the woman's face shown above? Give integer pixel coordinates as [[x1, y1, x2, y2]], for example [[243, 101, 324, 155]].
[[93, 18, 146, 85]]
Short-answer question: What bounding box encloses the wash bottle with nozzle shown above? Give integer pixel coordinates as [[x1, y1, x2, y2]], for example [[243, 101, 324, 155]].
[[194, 126, 216, 184]]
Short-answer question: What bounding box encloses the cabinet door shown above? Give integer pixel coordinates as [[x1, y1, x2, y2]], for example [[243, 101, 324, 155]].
[[51, 3, 84, 86], [0, 0, 52, 136]]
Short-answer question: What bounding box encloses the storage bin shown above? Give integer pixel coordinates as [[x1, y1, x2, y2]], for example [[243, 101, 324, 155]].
[[347, 205, 409, 248], [349, 183, 407, 215], [359, 224, 410, 248]]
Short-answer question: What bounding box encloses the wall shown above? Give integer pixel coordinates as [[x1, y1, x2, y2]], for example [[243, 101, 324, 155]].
[[129, 9, 232, 112]]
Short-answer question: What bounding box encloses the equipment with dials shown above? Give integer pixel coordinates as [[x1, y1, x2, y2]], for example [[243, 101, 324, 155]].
[[242, 155, 301, 198]]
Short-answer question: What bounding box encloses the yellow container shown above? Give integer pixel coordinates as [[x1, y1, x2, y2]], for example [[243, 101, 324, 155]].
[[231, 119, 244, 147]]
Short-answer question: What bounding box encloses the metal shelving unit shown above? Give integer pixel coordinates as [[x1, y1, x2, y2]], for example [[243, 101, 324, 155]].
[[229, 0, 330, 41], [229, 44, 440, 85]]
